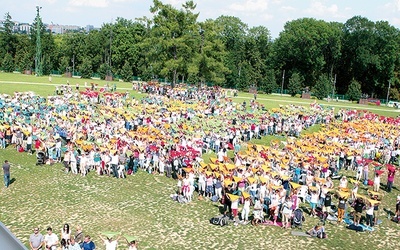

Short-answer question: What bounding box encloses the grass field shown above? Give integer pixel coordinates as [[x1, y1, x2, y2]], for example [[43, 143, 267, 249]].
[[0, 72, 400, 250]]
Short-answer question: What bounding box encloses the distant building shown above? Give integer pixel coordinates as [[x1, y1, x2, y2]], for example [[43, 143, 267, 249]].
[[48, 24, 81, 34], [18, 23, 31, 34], [86, 25, 94, 33], [0, 19, 97, 34]]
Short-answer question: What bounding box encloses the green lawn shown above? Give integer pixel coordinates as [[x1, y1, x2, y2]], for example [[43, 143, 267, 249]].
[[1, 72, 399, 117], [0, 72, 400, 249]]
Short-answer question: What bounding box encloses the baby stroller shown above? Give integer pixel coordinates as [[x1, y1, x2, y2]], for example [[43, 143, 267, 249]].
[[291, 208, 305, 229], [36, 151, 47, 165]]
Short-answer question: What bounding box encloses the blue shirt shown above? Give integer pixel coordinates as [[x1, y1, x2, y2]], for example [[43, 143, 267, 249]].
[[82, 241, 96, 250]]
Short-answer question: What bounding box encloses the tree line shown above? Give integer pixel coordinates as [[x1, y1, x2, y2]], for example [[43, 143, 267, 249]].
[[0, 0, 399, 100]]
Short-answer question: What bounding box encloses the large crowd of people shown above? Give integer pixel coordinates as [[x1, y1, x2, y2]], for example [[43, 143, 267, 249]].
[[1, 82, 400, 246]]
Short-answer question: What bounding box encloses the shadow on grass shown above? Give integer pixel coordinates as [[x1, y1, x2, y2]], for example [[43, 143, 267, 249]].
[[383, 208, 395, 217]]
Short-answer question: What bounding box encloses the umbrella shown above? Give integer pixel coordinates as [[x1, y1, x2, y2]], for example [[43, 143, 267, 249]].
[[367, 198, 380, 205], [242, 191, 250, 199], [336, 190, 350, 199], [368, 190, 383, 197], [224, 179, 233, 186], [308, 186, 318, 192], [124, 235, 137, 243], [233, 176, 242, 183], [290, 182, 301, 190], [227, 193, 240, 201], [101, 232, 120, 239], [247, 177, 256, 184], [259, 176, 268, 183], [270, 185, 282, 190]]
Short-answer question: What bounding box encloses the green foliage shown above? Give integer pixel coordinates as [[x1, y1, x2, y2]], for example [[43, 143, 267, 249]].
[[99, 63, 111, 80], [389, 87, 400, 101], [260, 69, 278, 94], [2, 53, 14, 72], [273, 18, 342, 89], [288, 72, 304, 96], [312, 74, 332, 99], [13, 35, 32, 71], [339, 16, 400, 97], [121, 60, 133, 82], [346, 79, 362, 101], [79, 57, 93, 79], [2, 6, 400, 96]]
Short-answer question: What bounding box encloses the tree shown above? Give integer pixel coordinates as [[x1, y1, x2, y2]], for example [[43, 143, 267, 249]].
[[98, 63, 111, 80], [346, 79, 362, 101], [288, 72, 304, 96], [186, 19, 229, 85], [260, 69, 278, 94], [14, 34, 33, 71], [143, 0, 200, 87], [339, 16, 400, 97], [2, 53, 14, 72], [79, 57, 93, 79], [313, 74, 332, 99], [0, 12, 16, 58], [121, 60, 133, 82], [273, 18, 342, 88], [215, 15, 248, 88]]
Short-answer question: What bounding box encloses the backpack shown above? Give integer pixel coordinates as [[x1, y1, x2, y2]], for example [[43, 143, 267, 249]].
[[211, 195, 219, 202], [210, 215, 228, 227], [346, 224, 364, 232]]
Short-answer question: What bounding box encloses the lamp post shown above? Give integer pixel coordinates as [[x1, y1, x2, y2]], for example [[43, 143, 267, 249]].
[[35, 6, 42, 76], [281, 70, 285, 96], [332, 74, 336, 100], [386, 80, 391, 106]]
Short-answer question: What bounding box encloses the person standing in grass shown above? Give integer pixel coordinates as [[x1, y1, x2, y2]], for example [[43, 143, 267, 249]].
[[387, 169, 396, 193], [2, 160, 10, 188], [99, 234, 121, 250], [68, 237, 81, 250], [0, 129, 6, 149], [74, 225, 84, 246], [128, 240, 138, 250], [29, 227, 44, 250], [81, 235, 96, 250], [337, 196, 346, 225], [44, 227, 59, 250]]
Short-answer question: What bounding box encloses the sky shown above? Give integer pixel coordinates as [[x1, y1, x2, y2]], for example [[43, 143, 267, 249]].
[[3, 0, 400, 38]]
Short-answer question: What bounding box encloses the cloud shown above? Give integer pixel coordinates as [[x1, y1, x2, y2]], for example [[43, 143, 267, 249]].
[[397, 0, 400, 11], [229, 0, 269, 13], [392, 17, 400, 25], [42, 0, 57, 3], [68, 0, 109, 8], [281, 5, 295, 12], [305, 1, 339, 17]]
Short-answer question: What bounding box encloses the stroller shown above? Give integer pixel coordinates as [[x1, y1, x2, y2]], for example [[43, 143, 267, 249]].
[[36, 151, 47, 165], [291, 208, 305, 229]]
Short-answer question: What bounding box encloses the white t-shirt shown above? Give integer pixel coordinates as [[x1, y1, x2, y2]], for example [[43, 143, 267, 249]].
[[104, 240, 118, 250], [44, 233, 59, 250]]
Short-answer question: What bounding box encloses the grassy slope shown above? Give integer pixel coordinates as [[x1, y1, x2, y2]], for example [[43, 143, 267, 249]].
[[0, 72, 399, 249]]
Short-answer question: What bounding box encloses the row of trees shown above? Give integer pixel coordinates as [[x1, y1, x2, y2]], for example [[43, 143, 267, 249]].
[[0, 0, 399, 100]]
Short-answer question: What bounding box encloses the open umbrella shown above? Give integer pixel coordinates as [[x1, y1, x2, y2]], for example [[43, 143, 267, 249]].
[[123, 235, 137, 243], [101, 232, 120, 239], [290, 182, 301, 190], [242, 191, 250, 199], [227, 193, 240, 201]]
